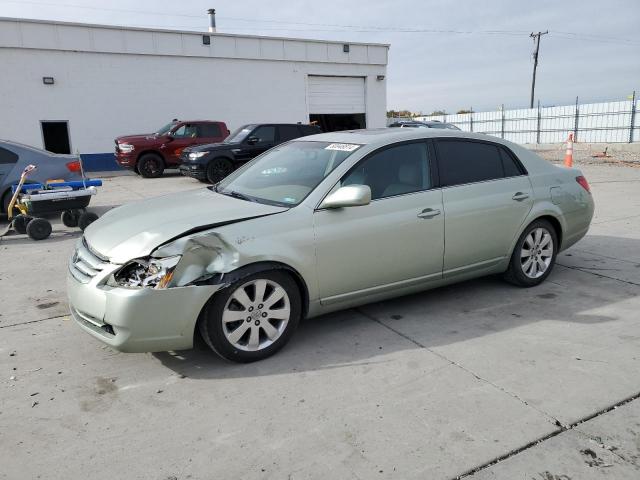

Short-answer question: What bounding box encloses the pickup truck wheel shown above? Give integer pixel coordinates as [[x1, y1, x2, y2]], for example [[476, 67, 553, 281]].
[[138, 153, 164, 178], [206, 158, 233, 184]]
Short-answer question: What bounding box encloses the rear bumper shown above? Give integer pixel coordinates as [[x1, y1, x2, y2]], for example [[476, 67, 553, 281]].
[[67, 258, 220, 352]]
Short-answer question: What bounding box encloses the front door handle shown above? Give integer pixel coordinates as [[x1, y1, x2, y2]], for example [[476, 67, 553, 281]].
[[417, 208, 441, 219], [512, 192, 530, 201]]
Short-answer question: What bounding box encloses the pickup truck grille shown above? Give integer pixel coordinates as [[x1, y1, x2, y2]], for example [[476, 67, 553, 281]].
[[70, 237, 109, 283]]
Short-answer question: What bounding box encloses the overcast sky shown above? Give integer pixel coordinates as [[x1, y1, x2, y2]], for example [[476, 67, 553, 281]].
[[2, 0, 638, 113]]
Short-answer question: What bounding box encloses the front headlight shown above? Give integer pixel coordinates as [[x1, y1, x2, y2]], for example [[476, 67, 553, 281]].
[[188, 152, 207, 160], [119, 143, 135, 153], [111, 256, 181, 289]]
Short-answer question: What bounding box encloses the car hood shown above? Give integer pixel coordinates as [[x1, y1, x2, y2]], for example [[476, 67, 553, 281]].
[[83, 189, 288, 263], [184, 141, 240, 153], [115, 134, 159, 145]]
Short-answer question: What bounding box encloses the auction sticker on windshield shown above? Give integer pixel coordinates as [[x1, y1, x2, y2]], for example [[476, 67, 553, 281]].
[[325, 143, 360, 152]]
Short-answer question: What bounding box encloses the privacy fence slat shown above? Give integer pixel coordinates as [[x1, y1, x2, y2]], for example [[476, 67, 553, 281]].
[[392, 96, 639, 144]]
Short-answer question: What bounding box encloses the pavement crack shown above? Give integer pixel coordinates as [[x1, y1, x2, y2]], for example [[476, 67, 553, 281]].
[[556, 263, 640, 287], [0, 314, 68, 329], [454, 391, 640, 479], [355, 309, 564, 427]]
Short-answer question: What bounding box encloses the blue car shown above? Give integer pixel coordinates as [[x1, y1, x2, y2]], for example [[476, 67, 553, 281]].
[[0, 140, 83, 215]]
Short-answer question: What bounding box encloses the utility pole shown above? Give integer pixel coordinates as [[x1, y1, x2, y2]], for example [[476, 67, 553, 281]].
[[530, 31, 548, 108]]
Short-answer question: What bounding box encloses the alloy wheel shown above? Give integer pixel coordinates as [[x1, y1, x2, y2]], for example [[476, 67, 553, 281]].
[[222, 279, 291, 352], [520, 227, 554, 279]]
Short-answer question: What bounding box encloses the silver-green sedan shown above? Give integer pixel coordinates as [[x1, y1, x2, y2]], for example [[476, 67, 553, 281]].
[[67, 129, 594, 362]]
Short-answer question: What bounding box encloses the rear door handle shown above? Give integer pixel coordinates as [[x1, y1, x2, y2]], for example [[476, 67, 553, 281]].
[[417, 208, 441, 219], [512, 192, 530, 201]]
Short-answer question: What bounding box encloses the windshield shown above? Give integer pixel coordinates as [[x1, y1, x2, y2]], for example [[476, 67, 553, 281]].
[[155, 122, 177, 136], [225, 125, 254, 143], [215, 141, 361, 207]]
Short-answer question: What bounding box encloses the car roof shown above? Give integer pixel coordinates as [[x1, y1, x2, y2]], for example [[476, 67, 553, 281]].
[[303, 128, 498, 146]]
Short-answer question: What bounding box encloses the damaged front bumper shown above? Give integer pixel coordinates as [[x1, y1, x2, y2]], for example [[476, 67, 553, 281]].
[[67, 244, 222, 352]]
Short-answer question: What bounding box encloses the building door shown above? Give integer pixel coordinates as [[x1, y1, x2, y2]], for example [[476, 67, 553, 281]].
[[307, 76, 366, 132], [41, 121, 71, 154]]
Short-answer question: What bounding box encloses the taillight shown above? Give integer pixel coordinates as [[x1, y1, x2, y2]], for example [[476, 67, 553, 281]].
[[66, 160, 81, 173], [576, 175, 590, 193]]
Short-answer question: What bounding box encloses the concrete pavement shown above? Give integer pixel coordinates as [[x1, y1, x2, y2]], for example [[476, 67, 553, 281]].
[[1, 165, 639, 479]]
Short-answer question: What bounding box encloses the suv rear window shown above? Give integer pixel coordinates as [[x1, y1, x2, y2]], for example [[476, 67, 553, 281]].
[[436, 140, 504, 187]]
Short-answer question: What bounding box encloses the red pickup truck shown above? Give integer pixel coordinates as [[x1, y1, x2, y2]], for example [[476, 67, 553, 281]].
[[115, 120, 229, 177]]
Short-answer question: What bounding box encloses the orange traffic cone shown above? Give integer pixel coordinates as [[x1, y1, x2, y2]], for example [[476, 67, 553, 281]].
[[564, 133, 574, 167]]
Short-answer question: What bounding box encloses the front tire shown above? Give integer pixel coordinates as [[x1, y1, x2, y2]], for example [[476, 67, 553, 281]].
[[26, 218, 52, 240], [504, 219, 558, 287], [198, 270, 301, 362], [138, 153, 164, 178], [206, 158, 233, 184]]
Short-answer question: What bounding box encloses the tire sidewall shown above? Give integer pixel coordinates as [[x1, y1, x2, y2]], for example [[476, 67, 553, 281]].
[[138, 154, 164, 178], [509, 219, 558, 286], [206, 158, 233, 184], [26, 218, 52, 240], [199, 270, 301, 362]]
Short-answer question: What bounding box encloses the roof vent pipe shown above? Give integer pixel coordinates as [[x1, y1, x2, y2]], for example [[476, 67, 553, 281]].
[[207, 8, 216, 33]]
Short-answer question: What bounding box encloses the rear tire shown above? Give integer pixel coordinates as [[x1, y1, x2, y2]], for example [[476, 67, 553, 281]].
[[503, 219, 558, 287], [138, 153, 164, 178], [206, 158, 233, 184], [78, 211, 99, 231], [2, 189, 18, 216], [26, 218, 52, 240], [13, 214, 32, 234], [61, 210, 79, 228], [198, 270, 301, 362]]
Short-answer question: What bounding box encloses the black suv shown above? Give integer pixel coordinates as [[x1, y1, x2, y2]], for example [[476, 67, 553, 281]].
[[179, 123, 322, 183]]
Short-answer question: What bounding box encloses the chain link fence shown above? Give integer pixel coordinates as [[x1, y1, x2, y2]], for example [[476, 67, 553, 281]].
[[399, 95, 639, 144]]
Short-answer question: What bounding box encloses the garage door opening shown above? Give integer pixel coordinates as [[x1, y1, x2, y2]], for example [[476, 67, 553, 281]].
[[308, 76, 366, 132], [41, 121, 71, 154], [310, 113, 366, 132]]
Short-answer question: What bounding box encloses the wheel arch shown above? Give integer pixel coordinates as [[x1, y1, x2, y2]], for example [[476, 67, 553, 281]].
[[535, 214, 563, 248], [203, 260, 310, 319], [136, 149, 166, 166]]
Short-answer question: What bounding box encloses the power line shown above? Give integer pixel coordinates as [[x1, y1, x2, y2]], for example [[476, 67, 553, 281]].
[[2, 0, 640, 45]]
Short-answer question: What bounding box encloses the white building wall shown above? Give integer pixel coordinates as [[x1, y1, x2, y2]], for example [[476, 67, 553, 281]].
[[0, 18, 388, 155]]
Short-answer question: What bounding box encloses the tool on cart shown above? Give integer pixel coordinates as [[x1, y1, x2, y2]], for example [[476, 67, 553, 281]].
[[2, 160, 103, 241]]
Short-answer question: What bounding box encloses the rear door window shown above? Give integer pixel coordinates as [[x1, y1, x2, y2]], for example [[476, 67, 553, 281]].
[[278, 125, 302, 142], [197, 123, 222, 138], [436, 140, 504, 187]]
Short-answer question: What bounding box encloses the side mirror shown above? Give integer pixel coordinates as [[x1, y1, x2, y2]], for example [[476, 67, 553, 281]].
[[165, 134, 175, 141], [247, 136, 259, 145], [320, 185, 371, 209]]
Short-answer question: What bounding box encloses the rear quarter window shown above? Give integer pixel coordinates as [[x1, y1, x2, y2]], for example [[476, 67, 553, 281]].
[[0, 147, 19, 164], [499, 147, 525, 177]]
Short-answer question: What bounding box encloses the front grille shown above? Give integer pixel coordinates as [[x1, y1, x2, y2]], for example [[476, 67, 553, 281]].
[[70, 237, 109, 283]]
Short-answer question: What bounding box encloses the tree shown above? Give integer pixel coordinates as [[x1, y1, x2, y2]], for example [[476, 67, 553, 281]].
[[387, 109, 414, 118], [456, 109, 474, 114], [429, 110, 447, 116]]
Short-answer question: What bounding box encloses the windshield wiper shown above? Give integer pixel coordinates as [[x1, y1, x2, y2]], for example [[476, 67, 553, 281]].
[[224, 190, 255, 202]]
